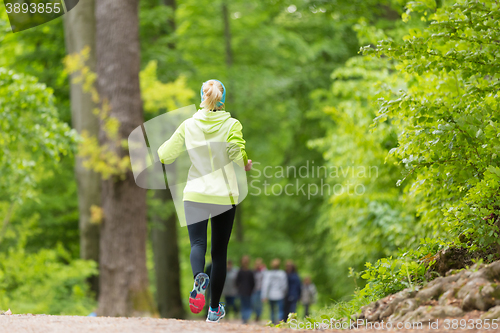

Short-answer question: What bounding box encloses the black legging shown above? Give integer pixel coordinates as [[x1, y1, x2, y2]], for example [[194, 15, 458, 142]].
[[185, 201, 236, 308]]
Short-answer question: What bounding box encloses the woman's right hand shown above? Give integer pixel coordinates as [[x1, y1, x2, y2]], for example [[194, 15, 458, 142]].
[[245, 159, 253, 171]]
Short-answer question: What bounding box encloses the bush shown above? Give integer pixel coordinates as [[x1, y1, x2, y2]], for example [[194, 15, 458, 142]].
[[364, 0, 500, 253], [0, 244, 97, 315]]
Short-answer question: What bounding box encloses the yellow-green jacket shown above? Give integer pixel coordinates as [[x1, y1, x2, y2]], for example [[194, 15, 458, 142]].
[[158, 109, 248, 205]]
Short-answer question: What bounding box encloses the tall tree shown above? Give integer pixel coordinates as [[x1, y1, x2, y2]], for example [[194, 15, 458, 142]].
[[151, 190, 184, 318], [63, 0, 101, 297], [95, 0, 154, 316], [149, 0, 185, 319]]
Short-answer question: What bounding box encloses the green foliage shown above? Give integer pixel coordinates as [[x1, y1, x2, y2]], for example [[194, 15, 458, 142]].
[[2, 0, 499, 320], [140, 60, 195, 115], [311, 0, 500, 321], [2, 160, 79, 257], [0, 255, 95, 315], [0, 10, 69, 122], [0, 223, 97, 315], [308, 54, 423, 301], [0, 247, 97, 315], [0, 68, 75, 203], [363, 0, 500, 252], [360, 257, 424, 297], [308, 296, 374, 326], [0, 63, 93, 314]]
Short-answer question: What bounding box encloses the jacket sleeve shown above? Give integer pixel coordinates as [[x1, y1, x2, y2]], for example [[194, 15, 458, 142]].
[[226, 120, 248, 167], [158, 121, 186, 164]]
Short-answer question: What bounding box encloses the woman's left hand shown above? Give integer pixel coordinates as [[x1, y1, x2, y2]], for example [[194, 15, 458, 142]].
[[245, 159, 253, 171]]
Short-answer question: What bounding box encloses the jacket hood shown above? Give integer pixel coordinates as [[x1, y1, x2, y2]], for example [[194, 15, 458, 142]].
[[192, 109, 231, 134]]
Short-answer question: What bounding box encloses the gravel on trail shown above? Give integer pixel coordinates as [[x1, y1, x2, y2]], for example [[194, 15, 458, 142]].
[[0, 314, 491, 333]]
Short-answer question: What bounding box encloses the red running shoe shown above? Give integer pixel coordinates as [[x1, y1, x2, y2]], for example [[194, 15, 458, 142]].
[[189, 273, 210, 314]]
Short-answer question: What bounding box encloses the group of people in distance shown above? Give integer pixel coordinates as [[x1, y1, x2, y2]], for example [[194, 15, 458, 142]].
[[220, 256, 317, 324]]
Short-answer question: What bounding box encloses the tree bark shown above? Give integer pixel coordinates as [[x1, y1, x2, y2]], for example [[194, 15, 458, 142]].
[[149, 0, 185, 319], [95, 0, 154, 316], [151, 188, 184, 318], [63, 0, 100, 297]]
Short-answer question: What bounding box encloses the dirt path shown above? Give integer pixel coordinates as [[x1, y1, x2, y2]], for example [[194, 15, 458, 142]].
[[0, 314, 495, 333], [0, 315, 306, 333]]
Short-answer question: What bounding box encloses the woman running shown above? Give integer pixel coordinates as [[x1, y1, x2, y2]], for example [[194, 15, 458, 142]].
[[158, 79, 252, 323]]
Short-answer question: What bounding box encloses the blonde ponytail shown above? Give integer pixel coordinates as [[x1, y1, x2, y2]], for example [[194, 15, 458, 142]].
[[200, 80, 224, 110]]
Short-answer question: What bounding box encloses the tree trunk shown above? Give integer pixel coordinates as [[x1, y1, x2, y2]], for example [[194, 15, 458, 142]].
[[150, 0, 185, 319], [63, 0, 100, 297], [95, 0, 154, 316], [222, 1, 243, 242], [151, 188, 185, 318]]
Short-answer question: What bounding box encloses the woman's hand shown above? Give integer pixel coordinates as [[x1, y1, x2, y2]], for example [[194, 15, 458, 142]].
[[245, 159, 253, 171]]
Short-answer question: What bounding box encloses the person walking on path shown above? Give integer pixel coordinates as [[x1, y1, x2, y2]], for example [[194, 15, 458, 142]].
[[236, 255, 255, 324], [283, 260, 301, 321], [222, 259, 239, 318], [252, 258, 266, 322], [158, 79, 252, 323], [301, 276, 317, 318], [261, 258, 288, 324]]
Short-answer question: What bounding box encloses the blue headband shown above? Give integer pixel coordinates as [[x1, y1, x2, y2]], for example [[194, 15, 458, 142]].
[[200, 79, 226, 108]]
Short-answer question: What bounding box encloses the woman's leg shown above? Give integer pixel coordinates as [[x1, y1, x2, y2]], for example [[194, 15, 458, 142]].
[[185, 201, 210, 277], [208, 205, 236, 308]]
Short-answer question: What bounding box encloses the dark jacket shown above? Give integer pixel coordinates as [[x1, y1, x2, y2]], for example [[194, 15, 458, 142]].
[[236, 268, 255, 297], [286, 272, 301, 301]]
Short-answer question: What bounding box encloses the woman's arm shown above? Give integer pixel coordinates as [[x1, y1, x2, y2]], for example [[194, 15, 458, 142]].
[[226, 120, 249, 168], [157, 121, 186, 164]]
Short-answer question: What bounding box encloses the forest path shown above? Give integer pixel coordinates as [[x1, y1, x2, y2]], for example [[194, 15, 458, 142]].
[[0, 315, 303, 333], [0, 314, 487, 333]]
